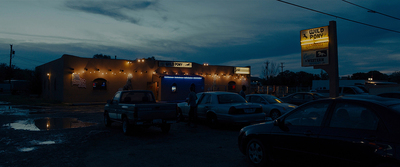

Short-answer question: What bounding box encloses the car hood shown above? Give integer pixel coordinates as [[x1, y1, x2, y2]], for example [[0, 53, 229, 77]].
[[240, 120, 275, 136], [274, 103, 297, 110]]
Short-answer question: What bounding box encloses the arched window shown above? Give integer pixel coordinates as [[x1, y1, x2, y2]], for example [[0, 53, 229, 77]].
[[93, 78, 107, 90], [228, 81, 236, 91]]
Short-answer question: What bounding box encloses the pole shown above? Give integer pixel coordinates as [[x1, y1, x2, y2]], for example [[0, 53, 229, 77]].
[[9, 44, 12, 93]]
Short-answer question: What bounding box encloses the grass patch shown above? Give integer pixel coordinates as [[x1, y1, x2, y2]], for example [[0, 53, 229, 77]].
[[0, 94, 67, 106]]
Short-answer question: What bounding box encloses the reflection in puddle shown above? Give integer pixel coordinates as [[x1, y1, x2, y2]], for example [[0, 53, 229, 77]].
[[30, 140, 57, 145], [18, 147, 35, 152], [3, 118, 97, 131]]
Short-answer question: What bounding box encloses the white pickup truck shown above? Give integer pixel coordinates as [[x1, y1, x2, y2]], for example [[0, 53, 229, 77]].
[[104, 90, 177, 135]]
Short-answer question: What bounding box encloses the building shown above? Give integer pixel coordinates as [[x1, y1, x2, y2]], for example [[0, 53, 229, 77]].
[[36, 54, 251, 103]]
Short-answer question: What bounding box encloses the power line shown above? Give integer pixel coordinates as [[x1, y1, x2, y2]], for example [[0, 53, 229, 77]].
[[342, 0, 400, 21], [277, 0, 400, 34]]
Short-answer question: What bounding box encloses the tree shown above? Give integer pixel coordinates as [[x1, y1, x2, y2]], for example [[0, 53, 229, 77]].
[[389, 71, 400, 84], [93, 54, 111, 59], [146, 56, 156, 60], [262, 60, 280, 79]]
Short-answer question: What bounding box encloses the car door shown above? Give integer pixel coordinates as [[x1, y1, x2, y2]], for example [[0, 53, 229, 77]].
[[197, 94, 211, 119], [318, 101, 388, 166], [290, 93, 304, 105], [269, 100, 332, 164], [108, 92, 121, 119]]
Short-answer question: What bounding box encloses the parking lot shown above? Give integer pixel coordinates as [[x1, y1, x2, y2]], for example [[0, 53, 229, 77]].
[[0, 104, 254, 167]]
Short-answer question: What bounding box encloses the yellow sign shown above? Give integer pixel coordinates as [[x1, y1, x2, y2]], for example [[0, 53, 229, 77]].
[[234, 67, 250, 74], [301, 26, 329, 66], [300, 26, 329, 51]]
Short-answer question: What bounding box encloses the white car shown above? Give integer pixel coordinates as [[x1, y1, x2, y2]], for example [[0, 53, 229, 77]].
[[245, 94, 297, 120], [177, 92, 266, 127]]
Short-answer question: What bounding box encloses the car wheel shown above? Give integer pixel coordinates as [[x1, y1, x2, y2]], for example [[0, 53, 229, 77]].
[[160, 124, 171, 133], [207, 114, 218, 128], [246, 139, 269, 167], [122, 117, 132, 135], [104, 112, 112, 127], [270, 110, 281, 120]]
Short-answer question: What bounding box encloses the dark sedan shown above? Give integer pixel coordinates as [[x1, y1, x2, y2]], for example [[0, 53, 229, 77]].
[[377, 91, 400, 99], [238, 96, 400, 167], [280, 92, 327, 105]]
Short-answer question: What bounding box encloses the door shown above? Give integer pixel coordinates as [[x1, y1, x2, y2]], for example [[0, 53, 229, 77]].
[[108, 92, 121, 119], [318, 101, 387, 166], [197, 94, 212, 119], [270, 100, 332, 164]]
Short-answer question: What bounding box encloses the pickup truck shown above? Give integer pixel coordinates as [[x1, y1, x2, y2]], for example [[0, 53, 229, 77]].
[[104, 90, 177, 135]]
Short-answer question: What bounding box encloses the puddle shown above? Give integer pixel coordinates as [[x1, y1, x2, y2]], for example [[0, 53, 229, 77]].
[[3, 117, 97, 131], [18, 147, 36, 152]]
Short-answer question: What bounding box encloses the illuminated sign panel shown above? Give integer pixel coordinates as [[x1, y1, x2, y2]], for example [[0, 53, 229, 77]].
[[234, 67, 250, 74], [301, 26, 329, 67], [159, 61, 192, 68]]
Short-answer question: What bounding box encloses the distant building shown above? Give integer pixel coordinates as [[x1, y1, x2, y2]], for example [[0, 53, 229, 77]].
[[36, 54, 251, 103]]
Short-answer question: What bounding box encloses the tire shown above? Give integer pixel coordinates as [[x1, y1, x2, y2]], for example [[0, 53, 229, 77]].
[[122, 117, 132, 135], [270, 110, 281, 120], [207, 114, 218, 128], [160, 124, 171, 133], [246, 139, 269, 167], [104, 112, 112, 127]]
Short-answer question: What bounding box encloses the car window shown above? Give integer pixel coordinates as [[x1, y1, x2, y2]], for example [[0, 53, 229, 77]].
[[342, 87, 355, 94], [292, 94, 303, 100], [249, 96, 263, 103], [218, 94, 246, 104], [113, 92, 121, 103], [199, 94, 211, 104], [329, 102, 379, 130], [284, 101, 331, 126], [304, 94, 313, 100]]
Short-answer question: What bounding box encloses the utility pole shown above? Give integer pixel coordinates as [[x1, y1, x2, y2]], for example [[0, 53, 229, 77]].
[[280, 62, 285, 73], [265, 61, 269, 78], [9, 44, 14, 93]]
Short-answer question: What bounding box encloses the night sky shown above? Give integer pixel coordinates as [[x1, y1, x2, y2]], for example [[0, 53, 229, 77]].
[[1, 0, 399, 77]]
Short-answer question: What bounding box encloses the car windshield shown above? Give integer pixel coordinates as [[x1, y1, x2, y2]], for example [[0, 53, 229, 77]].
[[352, 86, 366, 94], [264, 96, 282, 104], [218, 94, 247, 104], [389, 104, 400, 113]]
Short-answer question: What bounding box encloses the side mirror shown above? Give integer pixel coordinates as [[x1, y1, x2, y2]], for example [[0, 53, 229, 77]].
[[185, 98, 189, 103], [262, 101, 267, 105]]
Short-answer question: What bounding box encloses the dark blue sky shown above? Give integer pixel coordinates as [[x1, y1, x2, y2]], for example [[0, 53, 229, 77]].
[[1, 0, 399, 77]]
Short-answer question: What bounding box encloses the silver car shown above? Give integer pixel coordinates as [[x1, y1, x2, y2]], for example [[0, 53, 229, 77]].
[[177, 92, 266, 127], [246, 94, 297, 120]]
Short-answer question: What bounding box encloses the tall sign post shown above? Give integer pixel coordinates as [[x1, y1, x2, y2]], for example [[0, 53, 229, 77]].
[[301, 21, 339, 97]]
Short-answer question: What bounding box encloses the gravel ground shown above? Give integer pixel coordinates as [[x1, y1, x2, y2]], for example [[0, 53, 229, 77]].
[[0, 104, 254, 167]]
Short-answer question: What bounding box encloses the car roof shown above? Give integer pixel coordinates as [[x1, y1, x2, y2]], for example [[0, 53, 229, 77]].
[[338, 95, 400, 107], [200, 91, 238, 95]]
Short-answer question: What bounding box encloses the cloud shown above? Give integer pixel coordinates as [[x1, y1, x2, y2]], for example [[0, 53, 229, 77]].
[[65, 0, 159, 24]]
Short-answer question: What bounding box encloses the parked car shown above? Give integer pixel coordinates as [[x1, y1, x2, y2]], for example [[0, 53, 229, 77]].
[[177, 92, 266, 127], [104, 90, 177, 135], [280, 92, 327, 105], [238, 96, 400, 167], [316, 85, 368, 97], [245, 94, 297, 120], [377, 91, 400, 99]]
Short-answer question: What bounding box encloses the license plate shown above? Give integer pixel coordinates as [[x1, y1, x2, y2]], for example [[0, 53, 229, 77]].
[[153, 119, 162, 124], [244, 109, 254, 113]]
